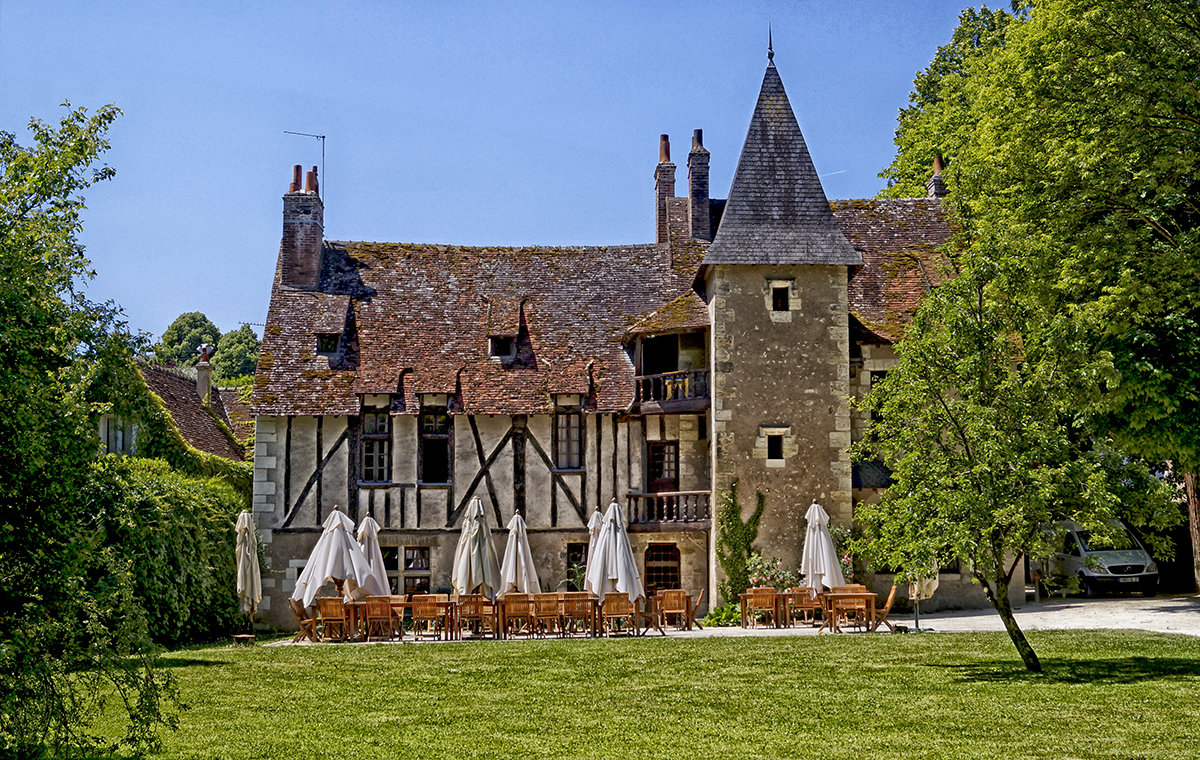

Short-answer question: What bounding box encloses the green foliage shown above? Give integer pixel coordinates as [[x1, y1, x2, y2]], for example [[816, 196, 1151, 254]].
[[212, 324, 260, 381], [700, 602, 741, 627], [746, 553, 798, 591], [85, 457, 245, 647], [155, 311, 219, 367], [0, 103, 177, 757], [714, 481, 765, 604]]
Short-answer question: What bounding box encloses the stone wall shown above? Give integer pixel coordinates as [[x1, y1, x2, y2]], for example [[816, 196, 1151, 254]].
[[708, 264, 853, 599]]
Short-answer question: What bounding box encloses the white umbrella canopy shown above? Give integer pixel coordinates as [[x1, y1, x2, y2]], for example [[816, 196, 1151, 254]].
[[356, 516, 392, 597], [452, 497, 501, 598], [800, 501, 845, 591], [582, 507, 604, 593], [584, 500, 644, 604], [291, 509, 379, 607], [235, 511, 261, 615], [499, 513, 541, 595]]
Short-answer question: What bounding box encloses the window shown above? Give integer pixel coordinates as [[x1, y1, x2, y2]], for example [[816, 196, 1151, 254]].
[[404, 576, 431, 595], [771, 285, 790, 311], [100, 414, 137, 455], [644, 543, 681, 594], [489, 335, 516, 359], [419, 407, 451, 484], [317, 333, 340, 354], [554, 409, 583, 469], [566, 542, 588, 591], [360, 410, 391, 484], [404, 546, 431, 571], [380, 546, 400, 593], [767, 434, 783, 461]]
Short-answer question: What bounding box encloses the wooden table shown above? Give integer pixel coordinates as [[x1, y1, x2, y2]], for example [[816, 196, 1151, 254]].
[[435, 600, 459, 640], [819, 592, 877, 634], [498, 594, 601, 639]]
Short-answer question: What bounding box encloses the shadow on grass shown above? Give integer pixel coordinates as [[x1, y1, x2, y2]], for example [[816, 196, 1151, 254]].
[[937, 657, 1200, 684], [155, 657, 225, 669]]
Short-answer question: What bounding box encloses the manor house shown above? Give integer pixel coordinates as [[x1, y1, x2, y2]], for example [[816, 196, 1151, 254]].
[[250, 54, 964, 626]]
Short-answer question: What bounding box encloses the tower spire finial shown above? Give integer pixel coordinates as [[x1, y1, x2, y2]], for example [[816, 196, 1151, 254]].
[[768, 24, 774, 62]]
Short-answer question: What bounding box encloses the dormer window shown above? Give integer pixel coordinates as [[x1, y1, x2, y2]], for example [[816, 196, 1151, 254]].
[[489, 335, 516, 360], [317, 333, 340, 355]]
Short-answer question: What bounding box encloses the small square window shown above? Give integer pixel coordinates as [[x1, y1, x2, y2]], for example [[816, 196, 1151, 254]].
[[767, 434, 783, 460], [317, 333, 340, 354], [771, 286, 790, 312], [404, 576, 431, 595], [489, 336, 515, 358], [405, 546, 431, 572]]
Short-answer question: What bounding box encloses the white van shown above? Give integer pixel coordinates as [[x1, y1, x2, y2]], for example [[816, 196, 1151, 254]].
[[1046, 520, 1158, 597]]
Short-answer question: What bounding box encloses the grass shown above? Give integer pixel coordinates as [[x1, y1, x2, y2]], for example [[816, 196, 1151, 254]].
[[109, 630, 1200, 759]]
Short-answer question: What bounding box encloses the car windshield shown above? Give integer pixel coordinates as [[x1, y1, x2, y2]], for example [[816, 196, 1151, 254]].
[[1076, 525, 1138, 552]]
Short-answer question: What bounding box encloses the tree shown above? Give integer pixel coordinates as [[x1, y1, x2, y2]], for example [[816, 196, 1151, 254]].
[[155, 311, 219, 367], [853, 262, 1177, 672], [212, 323, 260, 380], [878, 0, 1200, 591], [0, 104, 175, 756]]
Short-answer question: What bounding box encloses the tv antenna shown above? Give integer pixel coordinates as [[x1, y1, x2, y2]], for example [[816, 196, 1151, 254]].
[[284, 131, 326, 200]]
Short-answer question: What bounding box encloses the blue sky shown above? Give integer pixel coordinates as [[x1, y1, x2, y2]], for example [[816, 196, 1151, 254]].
[[1, 1, 971, 341]]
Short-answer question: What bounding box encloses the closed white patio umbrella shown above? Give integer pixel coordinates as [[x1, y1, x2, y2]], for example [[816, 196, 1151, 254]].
[[800, 500, 845, 591], [499, 513, 541, 595], [235, 511, 261, 615], [356, 516, 392, 597], [584, 500, 644, 604], [291, 509, 381, 607], [452, 497, 501, 598], [582, 507, 603, 593]]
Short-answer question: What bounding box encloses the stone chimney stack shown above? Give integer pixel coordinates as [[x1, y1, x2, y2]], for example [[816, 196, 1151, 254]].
[[196, 343, 214, 402], [926, 154, 948, 198], [281, 164, 324, 289], [687, 129, 711, 241], [654, 134, 676, 244]]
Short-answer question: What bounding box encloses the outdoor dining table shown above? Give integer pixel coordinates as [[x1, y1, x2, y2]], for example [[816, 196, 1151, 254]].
[[497, 593, 602, 639], [818, 592, 877, 634], [435, 599, 460, 640]]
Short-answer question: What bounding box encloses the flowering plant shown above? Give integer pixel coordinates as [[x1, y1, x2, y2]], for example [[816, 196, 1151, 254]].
[[746, 552, 798, 590], [828, 525, 856, 582]]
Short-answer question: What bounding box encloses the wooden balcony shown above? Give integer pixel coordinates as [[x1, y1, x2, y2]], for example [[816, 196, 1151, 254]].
[[634, 368, 710, 414], [626, 491, 711, 531]]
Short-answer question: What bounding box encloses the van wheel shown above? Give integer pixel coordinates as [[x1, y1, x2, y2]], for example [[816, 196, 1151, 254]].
[[1141, 581, 1157, 598], [1081, 577, 1100, 598]]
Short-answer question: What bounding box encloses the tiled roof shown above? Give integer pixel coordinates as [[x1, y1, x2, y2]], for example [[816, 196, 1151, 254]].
[[254, 239, 702, 417], [141, 365, 245, 461], [835, 198, 955, 343], [626, 291, 709, 337], [216, 386, 255, 443], [704, 63, 862, 267]]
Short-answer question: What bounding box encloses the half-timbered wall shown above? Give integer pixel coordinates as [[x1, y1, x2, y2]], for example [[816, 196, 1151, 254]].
[[253, 409, 710, 626]]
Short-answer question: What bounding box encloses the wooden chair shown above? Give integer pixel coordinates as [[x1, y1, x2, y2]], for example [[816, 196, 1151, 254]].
[[660, 589, 689, 630], [747, 587, 778, 628], [871, 585, 899, 632], [532, 593, 562, 638], [388, 594, 409, 639], [410, 594, 445, 640], [784, 586, 821, 626], [830, 585, 870, 631], [315, 597, 349, 642], [457, 594, 497, 638], [560, 592, 595, 637], [501, 593, 534, 638], [689, 589, 706, 630], [362, 596, 395, 641], [289, 598, 318, 643], [601, 592, 637, 636]]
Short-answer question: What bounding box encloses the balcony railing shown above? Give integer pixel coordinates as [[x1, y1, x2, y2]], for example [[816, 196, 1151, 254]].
[[626, 491, 711, 527], [634, 369, 710, 412]]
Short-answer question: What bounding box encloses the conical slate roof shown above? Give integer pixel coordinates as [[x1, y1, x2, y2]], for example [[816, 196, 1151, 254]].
[[704, 62, 863, 267]]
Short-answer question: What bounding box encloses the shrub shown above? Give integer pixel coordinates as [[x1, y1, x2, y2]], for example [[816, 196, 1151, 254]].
[[714, 481, 765, 603], [85, 456, 245, 647], [747, 553, 798, 590], [701, 602, 742, 627]]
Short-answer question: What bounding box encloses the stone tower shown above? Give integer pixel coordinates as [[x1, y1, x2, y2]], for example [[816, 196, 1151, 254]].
[[703, 56, 862, 591]]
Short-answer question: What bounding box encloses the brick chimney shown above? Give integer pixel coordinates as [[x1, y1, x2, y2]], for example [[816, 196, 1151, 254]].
[[196, 343, 213, 402], [281, 164, 324, 289], [654, 134, 676, 244], [926, 154, 948, 199], [687, 129, 710, 241]]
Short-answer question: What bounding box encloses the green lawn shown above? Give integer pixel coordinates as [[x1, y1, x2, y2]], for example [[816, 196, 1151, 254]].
[[118, 630, 1200, 759]]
